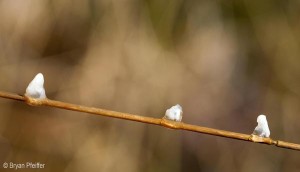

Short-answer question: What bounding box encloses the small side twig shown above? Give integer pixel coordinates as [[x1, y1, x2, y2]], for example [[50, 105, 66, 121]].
[[0, 91, 299, 151]]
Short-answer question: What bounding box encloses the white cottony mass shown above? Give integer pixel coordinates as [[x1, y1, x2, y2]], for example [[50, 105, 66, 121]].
[[164, 104, 183, 122], [252, 114, 270, 137], [25, 73, 46, 99]]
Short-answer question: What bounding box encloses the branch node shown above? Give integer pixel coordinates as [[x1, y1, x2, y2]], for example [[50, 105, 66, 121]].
[[249, 134, 274, 145], [160, 118, 182, 129], [24, 96, 45, 106]]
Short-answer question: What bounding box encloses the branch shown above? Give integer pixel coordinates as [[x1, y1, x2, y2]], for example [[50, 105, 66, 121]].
[[0, 90, 299, 151]]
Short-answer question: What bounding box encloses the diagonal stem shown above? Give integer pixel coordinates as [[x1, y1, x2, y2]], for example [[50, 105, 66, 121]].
[[0, 91, 299, 151]]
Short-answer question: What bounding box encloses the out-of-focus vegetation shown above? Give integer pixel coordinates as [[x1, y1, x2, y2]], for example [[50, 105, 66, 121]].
[[0, 0, 300, 171]]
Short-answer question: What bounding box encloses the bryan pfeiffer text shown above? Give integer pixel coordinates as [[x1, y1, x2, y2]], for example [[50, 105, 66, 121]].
[[3, 162, 45, 170]]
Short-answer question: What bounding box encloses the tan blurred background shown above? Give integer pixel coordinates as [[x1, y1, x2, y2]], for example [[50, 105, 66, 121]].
[[0, 0, 300, 171]]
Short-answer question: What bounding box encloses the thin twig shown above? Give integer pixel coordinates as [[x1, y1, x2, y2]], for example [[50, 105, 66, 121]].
[[0, 90, 299, 151]]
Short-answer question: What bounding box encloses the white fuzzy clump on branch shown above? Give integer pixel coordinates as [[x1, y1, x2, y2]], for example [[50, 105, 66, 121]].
[[164, 104, 183, 122], [25, 73, 46, 99], [252, 114, 270, 138]]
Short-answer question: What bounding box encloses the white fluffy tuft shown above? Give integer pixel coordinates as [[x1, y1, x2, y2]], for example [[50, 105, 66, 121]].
[[25, 73, 46, 99], [164, 104, 183, 122], [253, 114, 270, 137]]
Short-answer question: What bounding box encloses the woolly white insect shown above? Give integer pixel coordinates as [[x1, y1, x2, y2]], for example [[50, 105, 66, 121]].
[[164, 104, 183, 122], [25, 73, 46, 99], [252, 114, 270, 138]]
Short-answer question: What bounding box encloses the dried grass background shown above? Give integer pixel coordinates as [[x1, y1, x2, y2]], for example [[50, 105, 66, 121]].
[[0, 0, 300, 171]]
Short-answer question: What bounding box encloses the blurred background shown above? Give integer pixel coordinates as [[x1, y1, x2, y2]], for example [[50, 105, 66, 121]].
[[0, 0, 300, 171]]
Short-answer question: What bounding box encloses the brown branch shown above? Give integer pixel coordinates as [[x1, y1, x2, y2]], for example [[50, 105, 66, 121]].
[[0, 90, 299, 151]]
